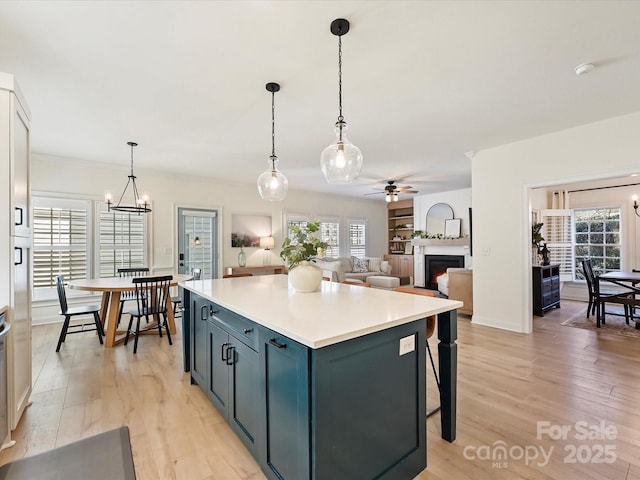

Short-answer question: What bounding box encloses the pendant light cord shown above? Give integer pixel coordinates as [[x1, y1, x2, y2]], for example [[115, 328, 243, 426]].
[[271, 89, 276, 166], [130, 143, 135, 176], [337, 34, 343, 123]]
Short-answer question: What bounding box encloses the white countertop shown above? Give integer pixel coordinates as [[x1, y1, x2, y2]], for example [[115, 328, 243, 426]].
[[180, 275, 462, 349]]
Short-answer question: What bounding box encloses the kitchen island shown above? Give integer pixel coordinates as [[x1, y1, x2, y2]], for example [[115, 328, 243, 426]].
[[180, 275, 461, 480]]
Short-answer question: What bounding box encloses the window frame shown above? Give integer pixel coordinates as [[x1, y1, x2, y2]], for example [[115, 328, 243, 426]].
[[572, 206, 622, 281], [318, 216, 341, 258], [347, 217, 367, 258], [32, 196, 92, 301]]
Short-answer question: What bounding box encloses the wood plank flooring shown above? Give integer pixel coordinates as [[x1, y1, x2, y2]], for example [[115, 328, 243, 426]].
[[2, 300, 640, 479]]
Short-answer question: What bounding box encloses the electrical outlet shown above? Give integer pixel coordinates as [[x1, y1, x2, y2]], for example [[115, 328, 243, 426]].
[[399, 335, 415, 356]]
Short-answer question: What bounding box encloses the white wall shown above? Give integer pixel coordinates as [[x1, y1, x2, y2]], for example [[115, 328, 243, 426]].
[[473, 111, 640, 333], [32, 154, 387, 322], [413, 189, 472, 287]]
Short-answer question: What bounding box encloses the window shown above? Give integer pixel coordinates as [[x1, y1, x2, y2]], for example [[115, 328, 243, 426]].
[[33, 197, 90, 298], [285, 213, 310, 242], [348, 218, 366, 258], [98, 206, 147, 277], [319, 217, 340, 258], [573, 207, 621, 279]]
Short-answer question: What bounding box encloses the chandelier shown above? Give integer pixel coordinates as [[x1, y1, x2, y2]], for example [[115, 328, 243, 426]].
[[106, 141, 151, 214]]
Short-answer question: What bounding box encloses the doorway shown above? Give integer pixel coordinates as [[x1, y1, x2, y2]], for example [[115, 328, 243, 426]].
[[177, 208, 219, 279]]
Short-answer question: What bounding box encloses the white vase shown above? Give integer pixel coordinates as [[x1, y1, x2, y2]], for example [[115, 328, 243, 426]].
[[288, 261, 322, 293]]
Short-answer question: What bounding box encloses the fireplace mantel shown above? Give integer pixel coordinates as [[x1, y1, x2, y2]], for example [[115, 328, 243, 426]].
[[412, 238, 470, 247]]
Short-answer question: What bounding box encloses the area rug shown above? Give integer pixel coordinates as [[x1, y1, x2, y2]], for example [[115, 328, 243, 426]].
[[561, 306, 640, 338]]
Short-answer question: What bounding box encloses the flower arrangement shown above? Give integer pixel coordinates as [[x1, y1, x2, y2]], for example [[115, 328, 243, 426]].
[[280, 220, 328, 270]]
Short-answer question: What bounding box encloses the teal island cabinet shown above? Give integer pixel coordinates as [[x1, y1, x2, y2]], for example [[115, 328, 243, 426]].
[[180, 275, 461, 480]]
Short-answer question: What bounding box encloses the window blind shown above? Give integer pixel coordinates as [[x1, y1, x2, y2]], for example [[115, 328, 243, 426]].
[[99, 210, 146, 277], [348, 219, 366, 258], [33, 205, 89, 288], [320, 218, 340, 258]]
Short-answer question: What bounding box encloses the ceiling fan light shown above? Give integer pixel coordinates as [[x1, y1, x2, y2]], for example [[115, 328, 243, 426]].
[[385, 192, 392, 203], [393, 192, 399, 202]]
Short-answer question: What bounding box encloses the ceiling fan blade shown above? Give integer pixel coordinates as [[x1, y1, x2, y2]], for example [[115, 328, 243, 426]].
[[364, 191, 385, 195]]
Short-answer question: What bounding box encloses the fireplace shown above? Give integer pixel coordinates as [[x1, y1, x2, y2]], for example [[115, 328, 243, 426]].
[[424, 255, 465, 290]]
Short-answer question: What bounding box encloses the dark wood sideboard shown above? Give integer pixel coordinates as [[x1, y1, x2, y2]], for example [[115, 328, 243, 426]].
[[532, 264, 561, 316]]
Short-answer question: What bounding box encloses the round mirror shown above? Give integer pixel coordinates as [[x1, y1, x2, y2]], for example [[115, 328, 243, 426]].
[[426, 203, 454, 236]]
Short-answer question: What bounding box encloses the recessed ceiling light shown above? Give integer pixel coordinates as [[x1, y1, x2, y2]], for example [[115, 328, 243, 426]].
[[574, 63, 595, 76]]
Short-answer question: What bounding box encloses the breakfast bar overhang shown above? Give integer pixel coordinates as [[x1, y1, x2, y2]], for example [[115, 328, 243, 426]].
[[180, 275, 461, 479]]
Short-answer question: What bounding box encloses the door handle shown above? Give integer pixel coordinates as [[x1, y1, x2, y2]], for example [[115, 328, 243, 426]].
[[15, 207, 23, 226], [225, 346, 235, 365], [221, 342, 230, 361], [200, 304, 208, 321], [14, 247, 23, 266], [268, 338, 287, 349]]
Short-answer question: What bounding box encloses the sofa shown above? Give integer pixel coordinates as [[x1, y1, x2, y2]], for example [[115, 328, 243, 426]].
[[315, 256, 392, 283]]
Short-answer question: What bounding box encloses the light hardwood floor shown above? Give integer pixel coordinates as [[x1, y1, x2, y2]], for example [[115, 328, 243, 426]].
[[1, 301, 640, 479]]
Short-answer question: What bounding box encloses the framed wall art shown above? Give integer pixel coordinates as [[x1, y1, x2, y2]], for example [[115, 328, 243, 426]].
[[231, 214, 272, 247]]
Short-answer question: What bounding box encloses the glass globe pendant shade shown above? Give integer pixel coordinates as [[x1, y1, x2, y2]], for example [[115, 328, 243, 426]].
[[257, 156, 288, 202], [320, 120, 363, 184]]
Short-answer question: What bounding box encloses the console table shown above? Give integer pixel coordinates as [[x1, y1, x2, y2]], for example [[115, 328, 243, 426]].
[[532, 264, 561, 316], [226, 265, 287, 276]]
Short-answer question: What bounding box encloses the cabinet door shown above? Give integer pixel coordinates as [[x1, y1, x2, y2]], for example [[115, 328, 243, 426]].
[[229, 339, 259, 457], [13, 102, 30, 238], [190, 296, 209, 387], [208, 321, 230, 414], [260, 330, 310, 480]]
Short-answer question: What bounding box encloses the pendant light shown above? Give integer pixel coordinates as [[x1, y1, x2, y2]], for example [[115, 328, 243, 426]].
[[320, 18, 363, 184], [257, 82, 288, 201], [105, 141, 151, 214]]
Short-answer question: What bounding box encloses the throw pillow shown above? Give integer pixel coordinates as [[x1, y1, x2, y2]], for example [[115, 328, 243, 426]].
[[368, 257, 382, 273], [351, 256, 369, 273]]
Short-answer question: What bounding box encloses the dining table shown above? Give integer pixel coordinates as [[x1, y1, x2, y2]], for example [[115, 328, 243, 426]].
[[597, 271, 640, 327], [68, 274, 192, 347]]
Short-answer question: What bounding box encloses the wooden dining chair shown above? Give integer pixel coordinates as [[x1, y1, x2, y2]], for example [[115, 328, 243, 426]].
[[55, 275, 104, 352], [124, 275, 173, 354], [393, 286, 440, 417], [582, 259, 630, 327], [222, 273, 254, 278], [117, 267, 150, 325], [171, 268, 201, 317]]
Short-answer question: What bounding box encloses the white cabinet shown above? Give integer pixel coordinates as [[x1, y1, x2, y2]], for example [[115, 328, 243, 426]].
[[0, 72, 32, 438]]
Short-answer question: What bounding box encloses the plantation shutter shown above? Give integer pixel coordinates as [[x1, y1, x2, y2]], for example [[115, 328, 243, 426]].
[[99, 209, 146, 277], [33, 202, 89, 289], [320, 217, 340, 257], [348, 218, 366, 258], [541, 208, 572, 281]]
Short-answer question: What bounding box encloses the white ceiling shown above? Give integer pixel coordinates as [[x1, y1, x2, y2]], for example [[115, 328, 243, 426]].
[[1, 1, 640, 201]]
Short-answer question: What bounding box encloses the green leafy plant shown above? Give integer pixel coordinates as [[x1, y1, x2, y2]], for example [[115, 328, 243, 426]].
[[280, 220, 328, 270], [411, 230, 425, 239], [532, 222, 544, 249]]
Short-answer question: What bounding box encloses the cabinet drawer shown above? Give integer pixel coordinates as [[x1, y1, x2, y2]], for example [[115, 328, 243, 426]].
[[542, 292, 560, 307], [210, 304, 258, 349], [542, 279, 554, 293]]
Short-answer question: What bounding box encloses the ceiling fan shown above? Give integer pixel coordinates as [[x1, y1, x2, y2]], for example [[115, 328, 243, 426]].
[[365, 181, 419, 202]]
